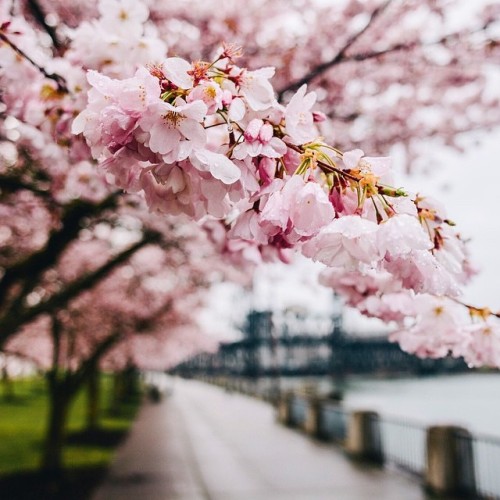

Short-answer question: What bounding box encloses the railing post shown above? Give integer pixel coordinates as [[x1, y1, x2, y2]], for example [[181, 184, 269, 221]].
[[303, 396, 322, 437], [276, 391, 293, 426], [425, 425, 476, 497], [346, 410, 383, 463]]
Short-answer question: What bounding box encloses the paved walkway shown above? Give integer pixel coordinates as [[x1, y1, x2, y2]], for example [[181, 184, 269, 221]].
[[93, 379, 428, 500]]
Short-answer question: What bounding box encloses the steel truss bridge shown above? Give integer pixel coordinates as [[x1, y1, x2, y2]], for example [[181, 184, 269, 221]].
[[173, 310, 467, 377]]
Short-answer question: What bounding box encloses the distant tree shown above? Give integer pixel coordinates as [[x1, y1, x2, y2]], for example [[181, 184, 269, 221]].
[[5, 229, 220, 473]]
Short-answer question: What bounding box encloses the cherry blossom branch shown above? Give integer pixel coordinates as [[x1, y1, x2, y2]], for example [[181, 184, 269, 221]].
[[0, 193, 118, 307], [278, 11, 497, 99], [285, 141, 406, 197], [449, 297, 500, 320], [0, 0, 496, 370], [0, 174, 52, 199], [25, 0, 62, 51], [0, 31, 67, 92], [340, 19, 497, 64], [0, 347, 43, 367], [0, 230, 161, 346], [72, 332, 122, 387], [277, 0, 393, 99]]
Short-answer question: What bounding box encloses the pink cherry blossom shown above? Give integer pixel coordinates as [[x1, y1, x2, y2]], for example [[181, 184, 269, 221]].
[[390, 295, 466, 358], [319, 267, 403, 306], [163, 57, 194, 89], [359, 293, 416, 324], [227, 98, 246, 121], [228, 210, 269, 245], [257, 157, 277, 186], [187, 81, 225, 114], [287, 179, 335, 237], [302, 215, 381, 269], [383, 249, 461, 297], [453, 320, 500, 368], [284, 84, 318, 145], [141, 161, 231, 219], [68, 1, 166, 76], [72, 67, 160, 157], [257, 176, 334, 246], [233, 118, 287, 159], [98, 0, 150, 36], [140, 98, 207, 162], [342, 149, 393, 184], [377, 214, 432, 257], [191, 149, 241, 185], [236, 66, 276, 111]]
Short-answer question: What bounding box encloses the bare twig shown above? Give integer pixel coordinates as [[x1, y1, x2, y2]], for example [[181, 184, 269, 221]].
[[0, 32, 67, 92], [26, 0, 61, 50], [277, 4, 496, 100], [277, 0, 393, 99]]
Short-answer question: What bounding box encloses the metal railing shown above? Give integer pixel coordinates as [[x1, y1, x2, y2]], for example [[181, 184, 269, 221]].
[[455, 430, 500, 499], [376, 416, 427, 475]]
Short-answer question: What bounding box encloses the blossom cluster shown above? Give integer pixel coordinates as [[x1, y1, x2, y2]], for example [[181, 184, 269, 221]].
[[319, 267, 500, 368], [74, 45, 471, 294]]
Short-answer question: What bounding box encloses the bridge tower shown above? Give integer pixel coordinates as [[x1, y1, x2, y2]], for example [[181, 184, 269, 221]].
[[242, 310, 273, 378], [329, 293, 346, 398]]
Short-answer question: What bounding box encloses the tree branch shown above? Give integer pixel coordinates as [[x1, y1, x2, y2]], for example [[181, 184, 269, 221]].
[[0, 31, 67, 92], [25, 0, 61, 50], [0, 193, 118, 307], [0, 347, 44, 368], [72, 332, 122, 390], [0, 175, 52, 198], [278, 7, 496, 100], [277, 0, 392, 99], [0, 230, 161, 346]]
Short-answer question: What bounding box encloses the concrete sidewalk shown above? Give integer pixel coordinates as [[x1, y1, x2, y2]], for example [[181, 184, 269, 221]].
[[93, 379, 428, 500]]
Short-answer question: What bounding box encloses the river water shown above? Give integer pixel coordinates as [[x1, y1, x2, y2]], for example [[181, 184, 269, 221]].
[[341, 372, 500, 438], [266, 372, 500, 437]]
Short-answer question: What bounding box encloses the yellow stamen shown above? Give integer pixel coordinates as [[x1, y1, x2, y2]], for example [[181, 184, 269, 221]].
[[163, 111, 183, 127], [433, 306, 444, 316], [203, 86, 217, 99]]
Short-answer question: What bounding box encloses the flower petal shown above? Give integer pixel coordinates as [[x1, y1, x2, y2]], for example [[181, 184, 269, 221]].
[[164, 57, 193, 89], [193, 150, 241, 184]]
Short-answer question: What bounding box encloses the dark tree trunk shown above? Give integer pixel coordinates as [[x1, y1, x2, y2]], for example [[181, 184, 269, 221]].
[[40, 317, 121, 473], [86, 368, 100, 432], [109, 371, 124, 415], [41, 380, 73, 474], [1, 365, 14, 401], [122, 365, 140, 401], [109, 367, 139, 414]]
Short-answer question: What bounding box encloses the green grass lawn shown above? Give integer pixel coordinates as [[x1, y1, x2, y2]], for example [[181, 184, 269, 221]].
[[0, 374, 140, 498]]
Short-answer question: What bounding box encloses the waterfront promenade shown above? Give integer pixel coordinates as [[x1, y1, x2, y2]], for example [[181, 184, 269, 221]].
[[93, 378, 426, 500]]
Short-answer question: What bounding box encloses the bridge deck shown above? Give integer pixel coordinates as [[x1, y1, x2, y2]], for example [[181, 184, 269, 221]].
[[93, 378, 428, 500]]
